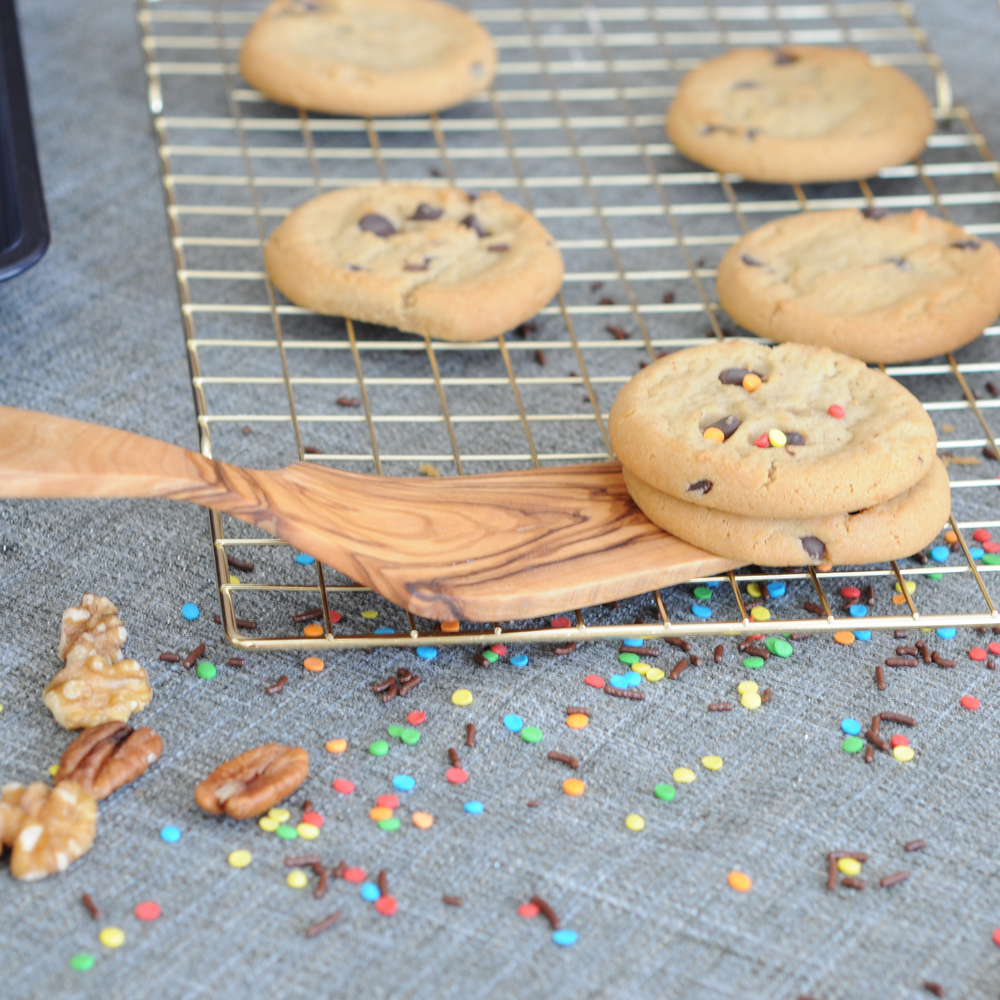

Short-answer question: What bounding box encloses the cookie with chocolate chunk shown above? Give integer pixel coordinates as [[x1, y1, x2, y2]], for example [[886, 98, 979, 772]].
[[264, 184, 564, 342], [666, 46, 933, 183], [623, 457, 949, 567], [239, 0, 496, 117], [717, 208, 1000, 363], [608, 340, 937, 519]]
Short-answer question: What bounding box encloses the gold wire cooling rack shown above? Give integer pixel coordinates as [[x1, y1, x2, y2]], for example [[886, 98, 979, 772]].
[[137, 0, 1000, 652]]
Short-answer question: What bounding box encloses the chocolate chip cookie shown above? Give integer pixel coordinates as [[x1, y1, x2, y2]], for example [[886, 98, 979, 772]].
[[239, 0, 497, 117], [264, 184, 564, 341], [717, 208, 1000, 363], [609, 340, 937, 519], [666, 46, 934, 183]]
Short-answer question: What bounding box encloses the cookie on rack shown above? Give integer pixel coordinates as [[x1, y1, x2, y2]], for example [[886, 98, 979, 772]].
[[716, 208, 1000, 363], [238, 0, 497, 117], [608, 340, 937, 520], [623, 457, 949, 566], [666, 46, 934, 183], [264, 184, 564, 342]]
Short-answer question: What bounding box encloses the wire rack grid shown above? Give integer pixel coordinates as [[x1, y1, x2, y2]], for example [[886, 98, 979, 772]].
[[137, 0, 1000, 653]]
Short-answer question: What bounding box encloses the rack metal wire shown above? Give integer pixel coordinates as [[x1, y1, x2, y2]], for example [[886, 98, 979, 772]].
[[137, 0, 1000, 652]]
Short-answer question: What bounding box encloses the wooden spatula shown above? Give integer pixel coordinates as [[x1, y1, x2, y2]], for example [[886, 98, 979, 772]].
[[0, 406, 738, 621]]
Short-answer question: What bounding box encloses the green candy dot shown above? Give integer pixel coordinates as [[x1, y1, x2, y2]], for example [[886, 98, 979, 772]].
[[69, 953, 95, 972], [369, 740, 389, 756], [400, 728, 420, 745], [842, 736, 865, 754], [765, 637, 793, 658], [619, 652, 639, 665], [927, 572, 943, 580], [387, 724, 404, 739], [276, 824, 298, 840], [196, 660, 216, 679], [693, 586, 713, 600], [984, 554, 1000, 566], [521, 726, 543, 744], [653, 783, 676, 802], [743, 656, 764, 669], [378, 817, 401, 831], [481, 650, 499, 663]]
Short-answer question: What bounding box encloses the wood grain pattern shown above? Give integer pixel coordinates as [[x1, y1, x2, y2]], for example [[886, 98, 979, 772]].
[[0, 406, 739, 620]]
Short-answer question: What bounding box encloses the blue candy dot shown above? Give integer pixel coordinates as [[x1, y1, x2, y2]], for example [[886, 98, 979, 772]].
[[504, 714, 524, 733], [853, 630, 871, 641], [622, 638, 643, 647], [930, 545, 949, 564], [160, 825, 181, 843], [510, 654, 529, 667], [841, 719, 861, 736], [848, 604, 867, 618], [625, 671, 642, 688], [374, 627, 393, 634], [181, 602, 199, 621], [294, 553, 315, 565], [970, 547, 985, 560], [360, 882, 381, 902], [416, 646, 437, 660], [936, 627, 956, 639], [609, 675, 629, 690], [464, 801, 484, 814], [705, 580, 722, 588], [691, 604, 712, 619], [767, 580, 786, 597], [553, 929, 578, 947], [393, 775, 415, 792]]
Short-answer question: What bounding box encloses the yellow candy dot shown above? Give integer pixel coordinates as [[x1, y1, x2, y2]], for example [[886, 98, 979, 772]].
[[746, 583, 762, 598], [741, 693, 762, 710], [0, 703, 4, 713], [268, 807, 290, 823], [412, 811, 434, 829], [894, 745, 915, 762], [673, 767, 696, 784], [228, 850, 252, 868], [48, 764, 59, 777], [703, 427, 725, 443], [768, 428, 787, 448], [287, 870, 309, 889], [258, 816, 279, 833], [728, 871, 752, 892], [361, 610, 378, 619], [297, 822, 320, 840], [99, 927, 125, 949], [229, 575, 240, 585], [632, 661, 650, 676], [625, 813, 645, 832], [919, 627, 934, 632], [645, 667, 665, 682], [702, 755, 723, 771], [837, 857, 862, 876], [566, 713, 589, 729], [894, 580, 917, 594], [326, 739, 347, 753], [737, 681, 758, 695], [750, 606, 771, 622], [452, 689, 473, 707]]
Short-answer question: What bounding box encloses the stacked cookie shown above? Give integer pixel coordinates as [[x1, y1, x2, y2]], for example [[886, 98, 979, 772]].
[[609, 341, 949, 567]]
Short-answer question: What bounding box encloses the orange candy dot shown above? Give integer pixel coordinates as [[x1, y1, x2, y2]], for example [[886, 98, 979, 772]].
[[728, 871, 752, 892], [834, 631, 855, 645], [892, 594, 907, 605], [325, 739, 347, 753], [412, 811, 434, 829], [742, 373, 762, 391], [944, 530, 958, 544], [817, 563, 833, 573], [303, 656, 324, 673], [563, 778, 585, 796], [369, 806, 393, 822], [302, 623, 324, 638], [440, 621, 460, 633], [566, 713, 589, 730], [703, 427, 725, 443]]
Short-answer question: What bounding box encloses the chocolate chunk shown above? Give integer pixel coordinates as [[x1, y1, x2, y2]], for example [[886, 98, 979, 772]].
[[404, 261, 429, 271], [488, 243, 510, 252], [707, 415, 740, 440], [951, 239, 981, 250], [719, 368, 749, 385], [686, 480, 712, 495], [358, 213, 396, 237], [741, 254, 764, 267], [800, 536, 827, 560], [461, 214, 489, 238], [773, 50, 799, 65], [887, 256, 910, 269], [862, 207, 888, 220], [411, 203, 444, 221], [785, 432, 806, 446]]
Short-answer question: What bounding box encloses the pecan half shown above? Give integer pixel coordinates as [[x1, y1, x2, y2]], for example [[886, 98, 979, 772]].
[[9, 780, 97, 881], [195, 744, 309, 820], [44, 653, 152, 730], [57, 723, 163, 801], [59, 594, 127, 665]]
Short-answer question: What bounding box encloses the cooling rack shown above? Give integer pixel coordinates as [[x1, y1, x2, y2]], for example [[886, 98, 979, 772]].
[[137, 0, 1000, 653]]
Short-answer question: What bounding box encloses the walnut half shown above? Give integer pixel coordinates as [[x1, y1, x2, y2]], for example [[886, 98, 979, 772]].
[[57, 722, 163, 800], [195, 744, 309, 820], [43, 653, 152, 730], [0, 781, 49, 850], [8, 781, 97, 881], [59, 594, 127, 665]]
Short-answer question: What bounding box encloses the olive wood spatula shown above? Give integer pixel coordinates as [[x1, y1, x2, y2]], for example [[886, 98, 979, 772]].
[[0, 406, 738, 621]]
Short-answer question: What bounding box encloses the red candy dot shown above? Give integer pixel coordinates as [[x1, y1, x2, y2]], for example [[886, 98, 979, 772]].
[[550, 616, 571, 629], [135, 901, 160, 922], [302, 810, 324, 827], [840, 586, 861, 600], [961, 695, 981, 711], [974, 528, 992, 543], [754, 433, 770, 448], [374, 895, 398, 916], [890, 734, 909, 748], [377, 794, 399, 809], [342, 867, 365, 883], [985, 542, 1000, 554], [749, 634, 764, 641], [970, 648, 988, 661], [490, 644, 507, 656], [446, 767, 468, 784], [828, 404, 845, 419], [989, 642, 1000, 656], [584, 675, 605, 688], [517, 902, 540, 918], [993, 928, 1000, 947], [328, 611, 342, 624], [332, 778, 355, 795], [407, 711, 426, 725]]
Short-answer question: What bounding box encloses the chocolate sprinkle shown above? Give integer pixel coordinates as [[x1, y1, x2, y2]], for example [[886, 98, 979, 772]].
[[267, 675, 289, 695], [951, 239, 981, 250], [411, 203, 444, 221], [773, 50, 798, 64], [227, 554, 255, 573], [708, 702, 733, 712], [862, 206, 888, 220], [686, 480, 713, 495], [800, 536, 827, 560], [358, 213, 396, 237], [442, 895, 463, 907], [461, 214, 489, 238], [305, 911, 342, 939], [904, 839, 926, 852], [880, 871, 909, 888]]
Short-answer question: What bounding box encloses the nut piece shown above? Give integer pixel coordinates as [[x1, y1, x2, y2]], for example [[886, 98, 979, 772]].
[[43, 653, 152, 730], [9, 781, 97, 881], [0, 781, 50, 850], [59, 594, 128, 665], [56, 722, 164, 801], [195, 744, 309, 820]]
